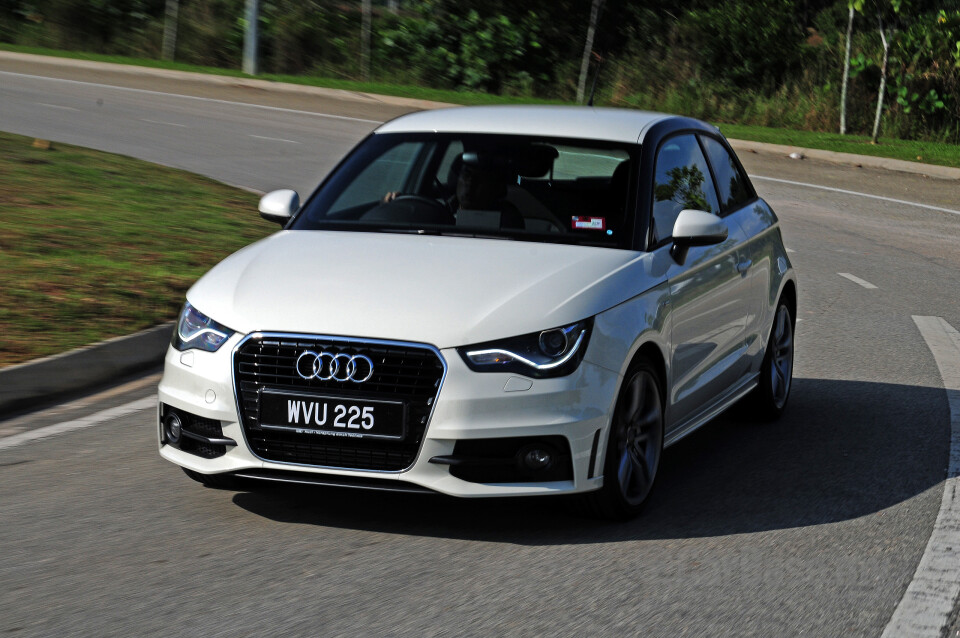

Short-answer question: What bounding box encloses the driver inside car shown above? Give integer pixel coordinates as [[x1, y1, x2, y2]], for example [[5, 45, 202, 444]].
[[383, 152, 525, 229]]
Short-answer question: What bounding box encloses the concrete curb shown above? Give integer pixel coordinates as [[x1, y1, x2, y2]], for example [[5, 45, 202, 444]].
[[0, 51, 454, 112], [727, 139, 960, 181], [0, 323, 173, 416]]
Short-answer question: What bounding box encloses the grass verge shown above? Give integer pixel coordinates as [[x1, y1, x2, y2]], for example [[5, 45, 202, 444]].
[[718, 123, 960, 170], [0, 130, 272, 367]]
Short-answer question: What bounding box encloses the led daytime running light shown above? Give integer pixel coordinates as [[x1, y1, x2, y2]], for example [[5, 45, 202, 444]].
[[466, 329, 587, 371], [177, 326, 229, 344]]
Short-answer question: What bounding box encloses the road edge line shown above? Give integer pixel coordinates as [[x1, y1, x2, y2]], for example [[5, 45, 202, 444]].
[[881, 316, 960, 637], [752, 176, 960, 217], [0, 395, 156, 452]]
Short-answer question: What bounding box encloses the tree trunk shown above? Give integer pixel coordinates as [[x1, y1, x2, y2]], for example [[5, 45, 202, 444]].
[[161, 0, 179, 61], [871, 17, 889, 144], [242, 0, 259, 75], [840, 4, 854, 134], [361, 0, 372, 81], [576, 0, 604, 104]]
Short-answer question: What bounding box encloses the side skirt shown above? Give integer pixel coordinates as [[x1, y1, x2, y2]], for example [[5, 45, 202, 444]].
[[664, 373, 759, 448]]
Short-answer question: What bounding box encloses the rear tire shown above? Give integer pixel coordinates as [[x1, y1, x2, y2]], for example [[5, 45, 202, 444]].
[[182, 467, 246, 490], [585, 358, 664, 520], [747, 299, 794, 421]]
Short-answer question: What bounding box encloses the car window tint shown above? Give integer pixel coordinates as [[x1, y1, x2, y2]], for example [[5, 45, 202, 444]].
[[548, 147, 629, 180], [296, 133, 640, 250], [329, 141, 423, 213], [651, 134, 720, 244], [436, 140, 464, 188], [701, 136, 751, 211]]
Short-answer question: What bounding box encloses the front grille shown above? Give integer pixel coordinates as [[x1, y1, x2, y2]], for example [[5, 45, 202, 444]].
[[233, 334, 445, 471]]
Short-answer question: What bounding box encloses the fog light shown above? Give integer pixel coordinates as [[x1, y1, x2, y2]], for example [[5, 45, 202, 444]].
[[164, 412, 183, 445], [523, 448, 552, 470]]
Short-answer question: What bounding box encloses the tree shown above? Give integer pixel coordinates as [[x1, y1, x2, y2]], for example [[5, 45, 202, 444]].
[[840, 3, 854, 134], [361, 0, 371, 81], [576, 0, 604, 104], [871, 12, 891, 142], [162, 0, 178, 61]]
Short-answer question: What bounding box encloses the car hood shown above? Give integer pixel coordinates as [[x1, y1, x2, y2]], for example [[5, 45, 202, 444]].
[[187, 230, 659, 349]]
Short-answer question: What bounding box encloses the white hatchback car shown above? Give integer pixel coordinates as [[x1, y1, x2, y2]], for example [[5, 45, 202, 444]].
[[158, 105, 796, 518]]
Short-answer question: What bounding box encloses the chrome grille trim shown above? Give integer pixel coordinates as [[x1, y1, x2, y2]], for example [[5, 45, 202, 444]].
[[230, 332, 447, 473]]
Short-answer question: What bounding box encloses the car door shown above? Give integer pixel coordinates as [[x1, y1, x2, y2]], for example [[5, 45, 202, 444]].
[[699, 134, 769, 369], [650, 134, 753, 429]]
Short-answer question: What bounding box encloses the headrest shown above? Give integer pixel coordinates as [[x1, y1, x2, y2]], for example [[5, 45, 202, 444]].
[[461, 143, 559, 178]]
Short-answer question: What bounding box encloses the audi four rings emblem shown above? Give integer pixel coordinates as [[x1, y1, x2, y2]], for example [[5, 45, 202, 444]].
[[295, 351, 375, 383]]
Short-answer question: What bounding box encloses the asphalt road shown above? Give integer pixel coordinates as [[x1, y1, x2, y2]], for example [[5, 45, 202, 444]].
[[2, 57, 960, 637]]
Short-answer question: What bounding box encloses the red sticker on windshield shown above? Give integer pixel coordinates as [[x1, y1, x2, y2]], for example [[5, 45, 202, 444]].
[[572, 216, 606, 230]]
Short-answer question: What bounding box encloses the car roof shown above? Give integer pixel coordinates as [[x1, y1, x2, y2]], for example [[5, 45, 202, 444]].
[[374, 105, 675, 144]]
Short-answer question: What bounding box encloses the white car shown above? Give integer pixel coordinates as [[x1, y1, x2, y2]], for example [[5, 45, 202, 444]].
[[158, 105, 796, 518]]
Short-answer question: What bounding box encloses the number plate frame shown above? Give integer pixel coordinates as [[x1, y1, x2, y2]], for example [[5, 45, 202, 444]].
[[258, 389, 407, 441]]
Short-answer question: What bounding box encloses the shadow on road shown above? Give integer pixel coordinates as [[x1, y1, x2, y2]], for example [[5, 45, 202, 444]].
[[232, 377, 949, 544]]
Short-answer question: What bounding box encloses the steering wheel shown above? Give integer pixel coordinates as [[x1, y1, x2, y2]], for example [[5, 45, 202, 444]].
[[363, 193, 455, 225], [391, 194, 451, 214]]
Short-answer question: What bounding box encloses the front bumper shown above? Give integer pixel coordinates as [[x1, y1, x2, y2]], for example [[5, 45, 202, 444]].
[[158, 336, 619, 497]]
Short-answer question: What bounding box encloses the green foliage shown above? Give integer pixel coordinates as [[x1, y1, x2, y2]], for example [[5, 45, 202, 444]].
[[682, 0, 804, 89], [378, 7, 541, 93]]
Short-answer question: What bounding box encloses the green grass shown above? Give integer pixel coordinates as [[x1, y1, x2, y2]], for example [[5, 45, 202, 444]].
[[0, 131, 273, 367], [715, 123, 960, 169]]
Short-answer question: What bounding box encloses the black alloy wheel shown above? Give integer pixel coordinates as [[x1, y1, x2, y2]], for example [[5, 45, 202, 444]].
[[587, 358, 664, 520], [749, 299, 794, 420]]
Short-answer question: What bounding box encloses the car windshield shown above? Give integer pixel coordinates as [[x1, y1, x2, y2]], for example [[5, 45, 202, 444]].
[[291, 132, 638, 249]]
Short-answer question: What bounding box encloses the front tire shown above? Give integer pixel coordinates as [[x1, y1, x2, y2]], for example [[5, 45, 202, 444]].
[[586, 359, 664, 520]]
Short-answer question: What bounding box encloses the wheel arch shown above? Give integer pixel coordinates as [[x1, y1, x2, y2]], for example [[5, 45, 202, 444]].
[[778, 277, 798, 327], [631, 341, 668, 406]]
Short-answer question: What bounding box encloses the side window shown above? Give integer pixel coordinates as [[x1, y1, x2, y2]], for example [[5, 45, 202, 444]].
[[435, 140, 464, 189], [329, 141, 423, 214], [651, 134, 720, 244], [701, 136, 751, 212]]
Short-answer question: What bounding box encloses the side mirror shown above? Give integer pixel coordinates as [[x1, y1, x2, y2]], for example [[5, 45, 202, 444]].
[[670, 209, 727, 264], [259, 189, 300, 225]]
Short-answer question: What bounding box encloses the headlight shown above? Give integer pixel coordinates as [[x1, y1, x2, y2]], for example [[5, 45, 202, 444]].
[[171, 302, 235, 352], [458, 319, 593, 379]]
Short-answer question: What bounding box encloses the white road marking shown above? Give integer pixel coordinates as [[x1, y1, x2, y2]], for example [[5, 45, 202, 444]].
[[838, 272, 878, 289], [249, 134, 301, 144], [36, 102, 78, 111], [0, 395, 155, 452], [883, 317, 960, 638], [0, 70, 383, 125], [753, 175, 960, 217], [786, 248, 796, 253], [140, 118, 187, 128]]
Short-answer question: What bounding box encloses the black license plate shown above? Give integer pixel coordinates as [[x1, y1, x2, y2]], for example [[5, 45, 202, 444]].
[[259, 391, 405, 440]]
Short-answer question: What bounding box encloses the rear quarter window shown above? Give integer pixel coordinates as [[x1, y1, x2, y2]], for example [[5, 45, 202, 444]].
[[700, 136, 753, 212]]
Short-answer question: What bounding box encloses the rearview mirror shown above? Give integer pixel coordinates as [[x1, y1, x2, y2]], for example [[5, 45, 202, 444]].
[[670, 209, 727, 264], [259, 189, 300, 225]]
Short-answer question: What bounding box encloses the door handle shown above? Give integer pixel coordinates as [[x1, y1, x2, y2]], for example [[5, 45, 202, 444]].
[[736, 259, 752, 274]]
